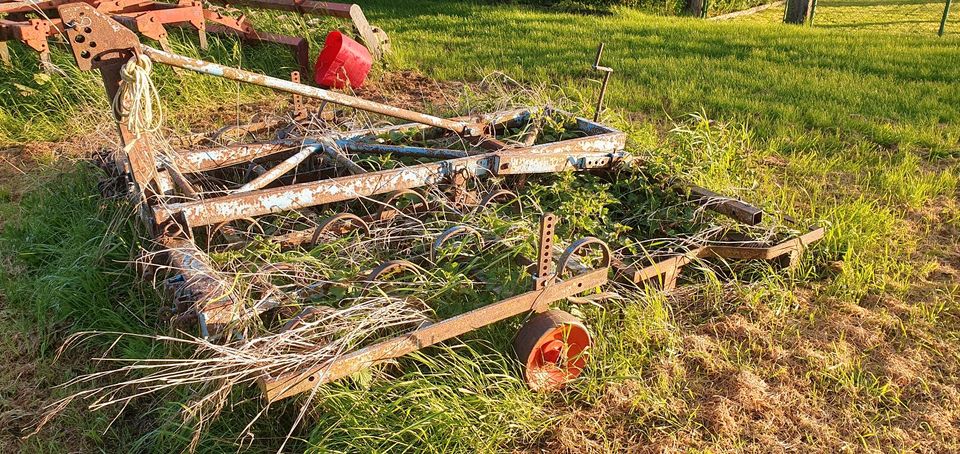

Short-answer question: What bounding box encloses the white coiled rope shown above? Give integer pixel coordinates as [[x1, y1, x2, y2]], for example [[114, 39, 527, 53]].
[[113, 54, 163, 134]]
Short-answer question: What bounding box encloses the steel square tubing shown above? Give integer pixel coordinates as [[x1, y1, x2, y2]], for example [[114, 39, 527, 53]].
[[260, 266, 609, 402], [155, 140, 627, 227], [613, 227, 826, 284]]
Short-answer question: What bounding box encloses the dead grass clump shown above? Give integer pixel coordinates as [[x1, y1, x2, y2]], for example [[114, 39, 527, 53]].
[[699, 396, 740, 438], [34, 294, 431, 449]]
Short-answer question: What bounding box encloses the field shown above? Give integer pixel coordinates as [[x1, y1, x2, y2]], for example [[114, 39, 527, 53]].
[[734, 0, 958, 34], [1, 0, 959, 452]]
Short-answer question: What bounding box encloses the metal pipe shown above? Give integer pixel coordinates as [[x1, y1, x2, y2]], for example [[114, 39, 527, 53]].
[[140, 46, 474, 134], [154, 148, 623, 227], [174, 141, 303, 173], [237, 145, 320, 192], [593, 42, 605, 68], [207, 0, 355, 18], [260, 267, 609, 402], [342, 142, 469, 159], [322, 141, 366, 175], [156, 153, 496, 227], [591, 43, 613, 122]]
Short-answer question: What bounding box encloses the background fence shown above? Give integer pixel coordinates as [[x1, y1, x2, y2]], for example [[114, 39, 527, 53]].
[[499, 0, 957, 36]]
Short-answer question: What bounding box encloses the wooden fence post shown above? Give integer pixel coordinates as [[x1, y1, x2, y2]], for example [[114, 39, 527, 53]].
[[784, 0, 813, 24]]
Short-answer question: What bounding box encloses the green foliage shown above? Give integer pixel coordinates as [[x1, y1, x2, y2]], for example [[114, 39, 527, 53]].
[[0, 165, 150, 342], [490, 0, 767, 15], [305, 343, 551, 453]]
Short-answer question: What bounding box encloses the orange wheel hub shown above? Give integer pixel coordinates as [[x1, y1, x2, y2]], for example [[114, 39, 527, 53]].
[[513, 309, 591, 391]]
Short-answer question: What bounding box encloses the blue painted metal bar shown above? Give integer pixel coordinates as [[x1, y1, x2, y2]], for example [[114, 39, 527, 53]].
[[339, 142, 469, 159]]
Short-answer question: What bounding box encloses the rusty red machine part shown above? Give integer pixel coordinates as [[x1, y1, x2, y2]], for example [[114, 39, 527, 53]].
[[514, 309, 592, 391], [58, 3, 822, 402], [0, 0, 388, 73]]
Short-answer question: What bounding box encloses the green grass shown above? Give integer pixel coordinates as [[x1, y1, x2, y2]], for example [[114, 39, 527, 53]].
[[737, 0, 959, 36], [1, 0, 959, 452]]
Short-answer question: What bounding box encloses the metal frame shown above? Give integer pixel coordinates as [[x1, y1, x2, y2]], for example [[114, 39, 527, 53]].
[[614, 225, 825, 290], [261, 214, 611, 402], [57, 3, 627, 335], [57, 4, 822, 403], [0, 0, 387, 72]]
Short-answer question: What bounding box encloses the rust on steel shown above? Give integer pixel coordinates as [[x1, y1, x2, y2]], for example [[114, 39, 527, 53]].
[[154, 148, 626, 227], [614, 226, 826, 286], [322, 141, 366, 175], [259, 266, 609, 402], [237, 145, 321, 192], [534, 213, 557, 290], [174, 141, 303, 173], [159, 236, 245, 337], [205, 0, 386, 59], [60, 4, 162, 200], [10, 0, 358, 74], [173, 107, 609, 173], [343, 143, 470, 160], [685, 185, 764, 225], [556, 237, 612, 278], [431, 225, 485, 260], [362, 259, 424, 287], [139, 46, 477, 135], [154, 113, 625, 228], [209, 0, 354, 17], [173, 108, 552, 173]]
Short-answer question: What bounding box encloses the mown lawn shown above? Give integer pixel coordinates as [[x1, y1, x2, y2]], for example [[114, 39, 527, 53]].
[[1, 1, 959, 452]]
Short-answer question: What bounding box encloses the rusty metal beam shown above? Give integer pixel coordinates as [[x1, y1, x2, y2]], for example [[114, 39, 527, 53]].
[[613, 226, 825, 285], [204, 0, 384, 59], [259, 266, 608, 402], [154, 148, 627, 227], [322, 141, 366, 175], [343, 143, 469, 160], [174, 140, 303, 173], [159, 236, 245, 337], [237, 145, 321, 192], [686, 185, 763, 225], [209, 0, 353, 17], [140, 45, 478, 135], [172, 108, 541, 173]]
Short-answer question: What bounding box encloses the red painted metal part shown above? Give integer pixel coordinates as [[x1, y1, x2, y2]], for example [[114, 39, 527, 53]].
[[1, 0, 383, 74], [514, 309, 592, 391]]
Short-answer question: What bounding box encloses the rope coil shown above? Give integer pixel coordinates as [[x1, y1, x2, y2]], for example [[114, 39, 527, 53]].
[[114, 54, 163, 134]]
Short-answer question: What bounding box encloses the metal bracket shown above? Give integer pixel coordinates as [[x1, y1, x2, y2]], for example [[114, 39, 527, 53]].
[[58, 2, 140, 70], [534, 213, 557, 290], [290, 71, 307, 121]]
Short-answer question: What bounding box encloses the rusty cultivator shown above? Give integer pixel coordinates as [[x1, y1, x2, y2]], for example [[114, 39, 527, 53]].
[[58, 3, 821, 403], [0, 0, 388, 72]]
